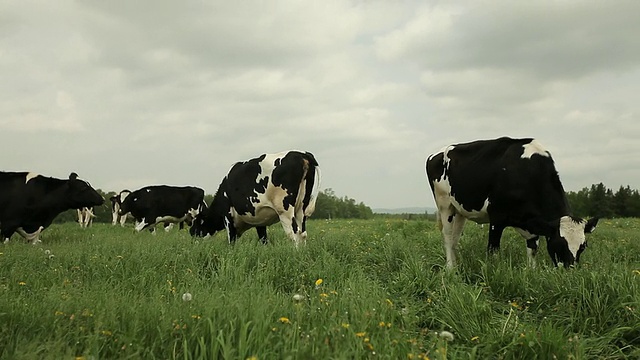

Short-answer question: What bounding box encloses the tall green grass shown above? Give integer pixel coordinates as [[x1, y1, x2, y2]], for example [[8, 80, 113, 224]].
[[0, 218, 638, 359]]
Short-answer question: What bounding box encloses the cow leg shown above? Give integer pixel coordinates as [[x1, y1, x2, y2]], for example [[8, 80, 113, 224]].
[[256, 226, 268, 244], [135, 218, 150, 232], [293, 208, 307, 245], [440, 210, 466, 268], [278, 210, 302, 247], [514, 228, 539, 267], [487, 223, 505, 253], [224, 216, 239, 244], [119, 214, 127, 227]]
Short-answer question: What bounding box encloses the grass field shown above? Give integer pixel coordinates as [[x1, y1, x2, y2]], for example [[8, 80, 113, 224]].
[[1, 218, 639, 359]]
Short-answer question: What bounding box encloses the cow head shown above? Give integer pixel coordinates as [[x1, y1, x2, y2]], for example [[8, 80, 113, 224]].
[[189, 208, 225, 238], [67, 173, 104, 208], [118, 193, 136, 216], [546, 216, 598, 267]]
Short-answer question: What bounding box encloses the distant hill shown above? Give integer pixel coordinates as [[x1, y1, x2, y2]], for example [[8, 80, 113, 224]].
[[373, 207, 436, 214]]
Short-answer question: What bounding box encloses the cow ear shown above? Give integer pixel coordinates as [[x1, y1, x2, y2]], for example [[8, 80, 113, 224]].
[[69, 172, 78, 180], [584, 217, 599, 234]]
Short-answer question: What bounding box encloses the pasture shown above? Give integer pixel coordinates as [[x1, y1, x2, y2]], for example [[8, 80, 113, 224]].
[[0, 218, 638, 359]]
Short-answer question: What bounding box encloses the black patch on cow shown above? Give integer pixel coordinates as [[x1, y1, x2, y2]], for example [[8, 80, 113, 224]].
[[547, 236, 575, 267], [272, 151, 318, 211]]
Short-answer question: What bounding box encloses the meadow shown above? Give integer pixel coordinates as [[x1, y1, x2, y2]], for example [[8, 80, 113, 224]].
[[0, 218, 638, 359]]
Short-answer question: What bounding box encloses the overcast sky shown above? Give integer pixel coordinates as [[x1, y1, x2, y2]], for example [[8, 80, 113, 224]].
[[2, 0, 639, 209]]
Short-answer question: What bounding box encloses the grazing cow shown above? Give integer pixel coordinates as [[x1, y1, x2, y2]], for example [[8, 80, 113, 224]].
[[118, 185, 205, 233], [426, 137, 598, 268], [77, 207, 96, 228], [0, 172, 104, 243], [110, 190, 131, 226], [190, 150, 320, 246]]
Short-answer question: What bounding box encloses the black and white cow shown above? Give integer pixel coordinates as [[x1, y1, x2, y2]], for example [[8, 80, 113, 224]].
[[0, 172, 104, 243], [77, 207, 96, 228], [426, 137, 598, 268], [110, 190, 131, 226], [190, 151, 320, 246], [118, 185, 205, 233]]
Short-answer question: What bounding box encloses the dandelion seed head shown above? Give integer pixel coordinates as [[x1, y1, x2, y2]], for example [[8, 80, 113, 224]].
[[44, 249, 51, 255], [182, 292, 193, 302], [293, 294, 305, 302], [439, 330, 455, 342]]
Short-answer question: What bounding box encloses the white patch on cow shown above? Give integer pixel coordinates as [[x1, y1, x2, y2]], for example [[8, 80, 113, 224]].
[[16, 226, 44, 244], [135, 219, 147, 232], [559, 216, 587, 259], [155, 215, 186, 224], [164, 223, 175, 232], [25, 172, 39, 183], [450, 196, 490, 223], [521, 139, 550, 159]]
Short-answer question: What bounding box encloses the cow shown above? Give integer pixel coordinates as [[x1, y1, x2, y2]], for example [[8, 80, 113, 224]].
[[425, 137, 598, 268], [190, 150, 320, 247], [110, 190, 131, 226], [77, 207, 96, 228], [0, 172, 104, 243], [118, 185, 206, 233]]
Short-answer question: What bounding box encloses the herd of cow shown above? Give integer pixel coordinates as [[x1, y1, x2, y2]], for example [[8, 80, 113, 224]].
[[0, 138, 599, 268]]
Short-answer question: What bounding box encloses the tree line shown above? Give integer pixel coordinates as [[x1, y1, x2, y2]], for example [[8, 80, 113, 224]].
[[566, 183, 640, 218]]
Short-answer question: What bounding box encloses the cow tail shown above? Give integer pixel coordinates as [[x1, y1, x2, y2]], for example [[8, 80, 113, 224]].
[[303, 153, 320, 217]]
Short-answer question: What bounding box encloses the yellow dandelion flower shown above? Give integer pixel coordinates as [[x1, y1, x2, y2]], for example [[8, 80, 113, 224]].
[[246, 356, 258, 360], [355, 332, 366, 338], [633, 270, 640, 276], [101, 330, 112, 336], [279, 317, 291, 324], [54, 311, 65, 316], [385, 298, 393, 306], [379, 321, 386, 327], [320, 293, 329, 298], [315, 278, 323, 287], [471, 336, 479, 341], [191, 314, 201, 319], [510, 301, 519, 308], [18, 281, 26, 286], [407, 354, 415, 360], [341, 323, 350, 329]]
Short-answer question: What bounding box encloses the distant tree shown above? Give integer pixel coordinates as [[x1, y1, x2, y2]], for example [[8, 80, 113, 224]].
[[311, 188, 373, 219], [587, 183, 615, 218]]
